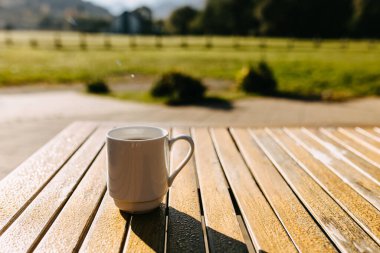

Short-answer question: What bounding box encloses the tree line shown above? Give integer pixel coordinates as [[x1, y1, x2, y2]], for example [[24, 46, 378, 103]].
[[163, 0, 380, 38]]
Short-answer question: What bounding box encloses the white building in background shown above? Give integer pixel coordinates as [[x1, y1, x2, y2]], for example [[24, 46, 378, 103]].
[[111, 7, 152, 34]]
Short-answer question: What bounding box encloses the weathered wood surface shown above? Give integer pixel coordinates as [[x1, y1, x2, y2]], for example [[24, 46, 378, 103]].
[[320, 128, 380, 181], [1, 123, 380, 253], [230, 128, 336, 252], [269, 129, 380, 245], [0, 122, 96, 234], [79, 193, 129, 253], [167, 128, 205, 253], [288, 128, 380, 210], [212, 128, 298, 252], [341, 128, 380, 151], [34, 148, 107, 252], [192, 128, 247, 253], [251, 129, 380, 252], [358, 127, 380, 142], [0, 126, 109, 252]]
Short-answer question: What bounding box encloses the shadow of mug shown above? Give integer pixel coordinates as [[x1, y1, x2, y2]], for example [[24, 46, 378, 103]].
[[119, 204, 249, 252]]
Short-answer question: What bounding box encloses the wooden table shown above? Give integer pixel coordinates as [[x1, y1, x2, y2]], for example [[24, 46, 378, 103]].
[[1, 122, 380, 252]]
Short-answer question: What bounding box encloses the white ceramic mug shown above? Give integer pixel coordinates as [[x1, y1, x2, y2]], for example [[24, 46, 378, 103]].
[[106, 126, 194, 213]]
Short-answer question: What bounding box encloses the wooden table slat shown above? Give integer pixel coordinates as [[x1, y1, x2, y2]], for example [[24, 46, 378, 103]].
[[212, 128, 299, 252], [34, 148, 107, 252], [319, 128, 380, 184], [2, 123, 380, 252], [122, 203, 167, 253], [0, 126, 109, 252], [0, 121, 96, 234], [192, 128, 247, 253], [289, 128, 380, 211], [326, 128, 380, 170], [374, 127, 380, 135], [269, 128, 380, 245], [355, 127, 380, 146], [230, 128, 336, 252], [341, 128, 380, 151], [79, 193, 129, 253], [167, 128, 206, 253], [251, 129, 380, 252]]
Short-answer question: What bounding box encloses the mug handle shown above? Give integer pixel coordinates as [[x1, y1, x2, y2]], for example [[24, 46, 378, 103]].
[[167, 135, 194, 187]]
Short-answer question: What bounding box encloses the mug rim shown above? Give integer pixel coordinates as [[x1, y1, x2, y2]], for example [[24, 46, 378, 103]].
[[106, 126, 169, 142]]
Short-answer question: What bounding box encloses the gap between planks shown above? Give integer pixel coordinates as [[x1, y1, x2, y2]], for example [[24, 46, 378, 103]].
[[0, 122, 98, 235]]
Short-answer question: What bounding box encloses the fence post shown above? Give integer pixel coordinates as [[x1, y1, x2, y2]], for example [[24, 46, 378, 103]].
[[29, 38, 38, 48], [54, 33, 62, 49], [340, 38, 348, 50], [205, 36, 213, 48], [313, 38, 321, 49], [155, 35, 162, 48], [104, 35, 112, 49], [287, 38, 294, 50], [79, 33, 87, 50], [4, 31, 13, 46], [368, 39, 376, 50], [129, 35, 137, 48], [233, 35, 240, 48], [259, 37, 267, 49], [180, 36, 188, 48]]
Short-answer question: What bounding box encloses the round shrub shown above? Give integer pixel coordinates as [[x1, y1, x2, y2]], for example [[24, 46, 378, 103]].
[[86, 80, 110, 94], [151, 72, 206, 104], [236, 61, 277, 95]]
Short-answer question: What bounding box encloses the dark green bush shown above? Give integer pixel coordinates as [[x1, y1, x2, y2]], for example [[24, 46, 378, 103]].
[[236, 61, 277, 95], [151, 72, 206, 104], [86, 80, 110, 94]]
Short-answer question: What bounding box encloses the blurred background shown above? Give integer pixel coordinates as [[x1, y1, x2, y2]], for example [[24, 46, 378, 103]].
[[0, 0, 380, 178]]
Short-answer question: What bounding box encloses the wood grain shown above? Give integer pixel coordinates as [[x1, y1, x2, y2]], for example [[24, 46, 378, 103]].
[[0, 126, 109, 252], [251, 129, 380, 253], [122, 203, 166, 253], [356, 128, 380, 146], [79, 194, 129, 253], [319, 128, 380, 184], [167, 128, 205, 253], [212, 128, 299, 252], [288, 128, 380, 211], [192, 128, 247, 253], [372, 128, 380, 137], [230, 128, 335, 252], [330, 128, 380, 168], [340, 128, 380, 151], [34, 148, 107, 252], [269, 128, 380, 245], [0, 121, 96, 234]]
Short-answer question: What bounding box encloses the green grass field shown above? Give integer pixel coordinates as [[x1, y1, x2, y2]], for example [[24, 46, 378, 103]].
[[1, 31, 380, 100]]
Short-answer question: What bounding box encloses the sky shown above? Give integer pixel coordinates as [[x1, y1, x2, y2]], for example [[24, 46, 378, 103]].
[[85, 0, 205, 17]]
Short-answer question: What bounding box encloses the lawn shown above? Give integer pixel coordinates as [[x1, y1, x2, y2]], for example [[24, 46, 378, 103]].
[[0, 31, 379, 100]]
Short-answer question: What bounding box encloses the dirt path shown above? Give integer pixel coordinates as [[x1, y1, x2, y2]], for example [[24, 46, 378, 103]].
[[1, 88, 380, 179]]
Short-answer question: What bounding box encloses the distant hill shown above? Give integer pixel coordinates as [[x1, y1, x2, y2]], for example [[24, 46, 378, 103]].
[[0, 0, 112, 29]]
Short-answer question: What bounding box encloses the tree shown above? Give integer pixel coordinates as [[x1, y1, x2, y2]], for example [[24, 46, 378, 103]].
[[255, 0, 352, 38], [351, 0, 380, 37], [255, 0, 296, 36], [167, 6, 198, 34], [201, 0, 258, 35]]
